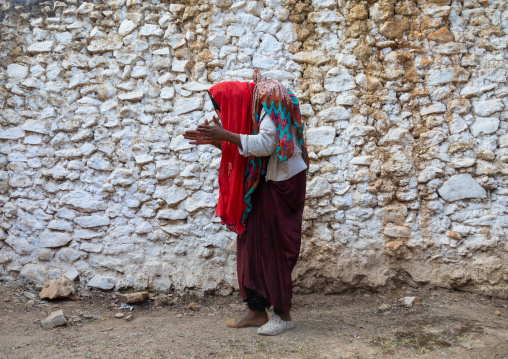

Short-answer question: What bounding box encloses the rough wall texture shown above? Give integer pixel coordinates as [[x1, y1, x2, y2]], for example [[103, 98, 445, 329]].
[[0, 0, 507, 297]]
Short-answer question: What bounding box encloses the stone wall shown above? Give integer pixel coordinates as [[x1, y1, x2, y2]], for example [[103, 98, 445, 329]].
[[0, 0, 507, 297]]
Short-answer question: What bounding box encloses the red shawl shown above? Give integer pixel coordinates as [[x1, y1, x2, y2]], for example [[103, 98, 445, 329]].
[[209, 81, 254, 234]]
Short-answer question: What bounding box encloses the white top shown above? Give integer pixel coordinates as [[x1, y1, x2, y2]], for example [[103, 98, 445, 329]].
[[238, 110, 307, 182]]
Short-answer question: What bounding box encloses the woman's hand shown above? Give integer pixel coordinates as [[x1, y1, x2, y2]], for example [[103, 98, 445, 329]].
[[183, 117, 223, 150], [195, 116, 229, 142], [183, 115, 241, 148]]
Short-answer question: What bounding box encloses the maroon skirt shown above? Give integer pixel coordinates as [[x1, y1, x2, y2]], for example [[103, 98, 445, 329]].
[[236, 170, 307, 314]]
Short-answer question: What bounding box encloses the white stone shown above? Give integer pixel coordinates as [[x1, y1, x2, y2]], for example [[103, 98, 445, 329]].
[[500, 134, 508, 148], [131, 66, 148, 78], [292, 51, 330, 66], [174, 97, 203, 115], [351, 156, 374, 165], [275, 22, 297, 44], [182, 82, 213, 92], [153, 185, 188, 205], [87, 154, 113, 171], [421, 103, 446, 116], [261, 70, 295, 81], [75, 230, 102, 241], [311, 0, 336, 9], [139, 24, 163, 37], [76, 2, 94, 13], [473, 99, 504, 117], [100, 100, 118, 113], [40, 107, 56, 119], [74, 215, 110, 228], [118, 20, 137, 36], [307, 177, 332, 198], [7, 64, 28, 81], [157, 209, 188, 220], [68, 73, 89, 89], [259, 34, 282, 53], [437, 174, 487, 202], [108, 170, 134, 188], [206, 34, 228, 48], [87, 38, 123, 53], [88, 276, 116, 290], [300, 104, 314, 117], [227, 26, 244, 37], [39, 231, 72, 248], [449, 117, 468, 134], [160, 87, 175, 100], [184, 191, 216, 213], [318, 106, 352, 121], [48, 220, 74, 231], [60, 190, 106, 212], [172, 60, 191, 72], [156, 160, 180, 180], [452, 158, 476, 168], [0, 127, 25, 140], [426, 68, 455, 86], [135, 221, 153, 234], [471, 117, 499, 137], [324, 67, 356, 92], [417, 166, 444, 183], [306, 127, 335, 147], [76, 106, 99, 115], [154, 47, 170, 55], [308, 12, 343, 24], [135, 154, 154, 165], [378, 127, 413, 146], [118, 91, 144, 102], [28, 41, 54, 53]]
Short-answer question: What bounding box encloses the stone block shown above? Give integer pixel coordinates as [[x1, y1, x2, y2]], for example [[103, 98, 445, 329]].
[[88, 275, 116, 290], [437, 174, 487, 202], [40, 275, 77, 300], [121, 291, 149, 304], [41, 310, 67, 329]]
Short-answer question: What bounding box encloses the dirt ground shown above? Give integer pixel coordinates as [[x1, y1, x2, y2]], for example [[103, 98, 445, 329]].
[[0, 283, 507, 359]]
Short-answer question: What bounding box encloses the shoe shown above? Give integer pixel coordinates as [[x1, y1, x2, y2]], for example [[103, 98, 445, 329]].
[[257, 314, 295, 336], [225, 312, 269, 328]]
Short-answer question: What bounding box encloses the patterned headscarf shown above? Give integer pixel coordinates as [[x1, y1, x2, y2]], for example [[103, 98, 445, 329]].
[[241, 70, 309, 229]]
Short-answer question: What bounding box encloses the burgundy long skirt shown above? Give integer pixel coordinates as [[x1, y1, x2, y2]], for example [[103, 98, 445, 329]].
[[236, 170, 307, 314]]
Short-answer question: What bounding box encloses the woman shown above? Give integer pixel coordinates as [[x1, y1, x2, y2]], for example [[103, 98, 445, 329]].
[[183, 70, 309, 336]]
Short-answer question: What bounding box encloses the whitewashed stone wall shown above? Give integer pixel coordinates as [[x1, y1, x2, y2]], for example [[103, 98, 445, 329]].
[[0, 0, 507, 297]]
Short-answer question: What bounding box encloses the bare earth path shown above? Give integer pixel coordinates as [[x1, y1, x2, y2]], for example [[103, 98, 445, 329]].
[[0, 283, 507, 359]]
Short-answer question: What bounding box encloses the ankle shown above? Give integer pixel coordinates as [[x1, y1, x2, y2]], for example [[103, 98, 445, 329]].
[[278, 313, 292, 321]]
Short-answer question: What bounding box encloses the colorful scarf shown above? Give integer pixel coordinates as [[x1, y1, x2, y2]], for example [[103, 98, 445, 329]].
[[242, 70, 309, 227], [210, 72, 309, 235]]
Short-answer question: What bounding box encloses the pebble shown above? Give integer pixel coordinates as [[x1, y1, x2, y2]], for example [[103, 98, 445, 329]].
[[495, 310, 502, 316], [125, 313, 134, 321], [114, 313, 125, 318], [378, 304, 390, 311], [188, 302, 200, 311], [175, 314, 183, 318], [41, 309, 67, 329]]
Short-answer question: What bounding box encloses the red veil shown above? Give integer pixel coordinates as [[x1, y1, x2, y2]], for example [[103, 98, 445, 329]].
[[208, 81, 255, 234]]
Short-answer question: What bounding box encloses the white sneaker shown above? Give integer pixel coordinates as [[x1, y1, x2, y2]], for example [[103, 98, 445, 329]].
[[257, 314, 295, 336]]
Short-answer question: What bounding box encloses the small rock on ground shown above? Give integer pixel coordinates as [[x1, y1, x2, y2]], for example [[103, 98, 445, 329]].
[[39, 276, 78, 300], [41, 309, 67, 329], [121, 291, 149, 304]]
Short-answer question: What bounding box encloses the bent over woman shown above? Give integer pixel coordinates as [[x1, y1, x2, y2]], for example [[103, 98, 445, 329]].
[[183, 70, 309, 336]]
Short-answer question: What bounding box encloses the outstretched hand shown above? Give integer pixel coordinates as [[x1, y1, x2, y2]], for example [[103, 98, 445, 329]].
[[183, 116, 223, 147]]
